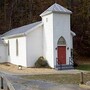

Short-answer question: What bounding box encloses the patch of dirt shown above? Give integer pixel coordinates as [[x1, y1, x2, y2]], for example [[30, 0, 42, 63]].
[[0, 62, 89, 75], [74, 56, 90, 65], [0, 63, 56, 74]]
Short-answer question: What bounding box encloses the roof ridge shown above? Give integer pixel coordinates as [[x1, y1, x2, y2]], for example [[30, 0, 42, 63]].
[[40, 3, 72, 16]]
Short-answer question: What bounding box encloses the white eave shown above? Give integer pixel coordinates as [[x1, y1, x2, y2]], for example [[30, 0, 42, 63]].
[[71, 31, 76, 36], [1, 33, 25, 39]]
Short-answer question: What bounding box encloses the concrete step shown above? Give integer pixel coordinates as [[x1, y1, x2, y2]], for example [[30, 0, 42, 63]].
[[56, 64, 74, 70]]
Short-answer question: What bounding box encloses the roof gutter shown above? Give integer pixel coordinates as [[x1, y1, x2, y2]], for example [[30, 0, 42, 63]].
[[1, 33, 26, 39]]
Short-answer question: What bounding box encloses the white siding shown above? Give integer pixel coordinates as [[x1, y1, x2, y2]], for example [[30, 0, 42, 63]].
[[0, 44, 7, 63], [7, 37, 27, 66], [42, 14, 54, 68], [53, 13, 72, 65], [26, 26, 43, 67]]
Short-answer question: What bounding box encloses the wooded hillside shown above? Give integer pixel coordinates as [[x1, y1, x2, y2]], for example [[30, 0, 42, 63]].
[[0, 0, 90, 57]]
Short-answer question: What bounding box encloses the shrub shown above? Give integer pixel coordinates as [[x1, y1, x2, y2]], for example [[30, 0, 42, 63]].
[[35, 56, 49, 68]]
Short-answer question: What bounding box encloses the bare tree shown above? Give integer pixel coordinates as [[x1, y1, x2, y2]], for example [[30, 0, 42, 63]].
[[29, 0, 33, 23]]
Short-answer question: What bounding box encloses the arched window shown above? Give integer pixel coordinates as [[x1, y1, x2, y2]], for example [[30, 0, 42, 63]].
[[57, 36, 66, 45]]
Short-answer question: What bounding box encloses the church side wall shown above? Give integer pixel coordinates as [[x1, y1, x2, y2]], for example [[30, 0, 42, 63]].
[[26, 26, 43, 67], [5, 37, 27, 67], [0, 43, 7, 63]]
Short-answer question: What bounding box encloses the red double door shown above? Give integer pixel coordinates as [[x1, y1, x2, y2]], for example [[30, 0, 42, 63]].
[[58, 46, 66, 64]]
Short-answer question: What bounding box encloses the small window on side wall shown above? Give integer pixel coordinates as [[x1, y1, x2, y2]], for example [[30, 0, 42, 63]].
[[8, 40, 10, 56], [16, 39, 18, 56]]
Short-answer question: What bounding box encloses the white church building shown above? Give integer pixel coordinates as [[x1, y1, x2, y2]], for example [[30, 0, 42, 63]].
[[0, 3, 76, 69]]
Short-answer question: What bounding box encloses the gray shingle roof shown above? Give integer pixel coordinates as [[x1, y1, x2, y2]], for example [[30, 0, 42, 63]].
[[2, 21, 42, 38], [40, 3, 72, 16]]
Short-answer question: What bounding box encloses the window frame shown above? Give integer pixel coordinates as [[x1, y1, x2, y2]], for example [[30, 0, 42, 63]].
[[8, 40, 10, 56], [57, 36, 66, 46], [16, 39, 18, 56]]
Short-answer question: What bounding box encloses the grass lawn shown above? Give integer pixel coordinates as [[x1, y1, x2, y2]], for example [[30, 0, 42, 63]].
[[76, 64, 90, 71], [21, 73, 90, 84]]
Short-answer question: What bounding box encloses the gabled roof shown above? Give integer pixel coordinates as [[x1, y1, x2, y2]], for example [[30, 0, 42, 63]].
[[2, 21, 43, 39], [40, 3, 72, 17]]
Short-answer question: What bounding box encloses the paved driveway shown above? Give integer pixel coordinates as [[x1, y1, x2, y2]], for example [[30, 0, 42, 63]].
[[0, 72, 89, 90]]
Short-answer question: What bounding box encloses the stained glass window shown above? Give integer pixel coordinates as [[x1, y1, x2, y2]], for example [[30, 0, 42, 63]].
[[57, 36, 66, 45]]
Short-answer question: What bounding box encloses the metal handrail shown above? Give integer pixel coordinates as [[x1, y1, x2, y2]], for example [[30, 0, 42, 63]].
[[69, 57, 73, 65]]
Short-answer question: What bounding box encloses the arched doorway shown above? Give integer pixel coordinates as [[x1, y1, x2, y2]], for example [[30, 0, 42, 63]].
[[57, 36, 66, 64]]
